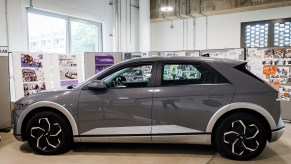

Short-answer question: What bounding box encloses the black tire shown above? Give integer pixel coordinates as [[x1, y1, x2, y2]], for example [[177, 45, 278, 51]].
[[25, 111, 73, 155], [214, 112, 267, 160]]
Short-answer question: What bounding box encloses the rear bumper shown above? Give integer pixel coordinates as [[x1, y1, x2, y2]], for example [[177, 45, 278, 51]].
[[270, 117, 285, 142]]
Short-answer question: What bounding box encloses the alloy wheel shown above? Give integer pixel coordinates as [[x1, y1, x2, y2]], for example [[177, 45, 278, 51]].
[[30, 118, 63, 151], [223, 120, 260, 156]]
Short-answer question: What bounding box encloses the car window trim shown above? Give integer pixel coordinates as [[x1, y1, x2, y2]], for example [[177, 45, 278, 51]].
[[155, 61, 230, 87], [82, 62, 158, 90]]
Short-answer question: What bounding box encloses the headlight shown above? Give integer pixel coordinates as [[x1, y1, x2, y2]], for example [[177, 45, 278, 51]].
[[14, 103, 27, 110]]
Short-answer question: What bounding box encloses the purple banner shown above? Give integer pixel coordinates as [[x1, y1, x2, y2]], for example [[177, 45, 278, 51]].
[[60, 80, 78, 87], [95, 65, 111, 74], [95, 54, 114, 65]]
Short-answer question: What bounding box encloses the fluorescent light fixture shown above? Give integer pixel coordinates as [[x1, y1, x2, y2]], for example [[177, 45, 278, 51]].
[[160, 6, 173, 12]]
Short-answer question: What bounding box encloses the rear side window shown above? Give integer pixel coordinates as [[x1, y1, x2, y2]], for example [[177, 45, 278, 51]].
[[234, 63, 264, 83], [162, 64, 228, 86]]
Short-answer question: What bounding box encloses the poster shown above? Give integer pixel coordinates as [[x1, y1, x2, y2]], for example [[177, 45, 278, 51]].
[[58, 55, 78, 88], [95, 54, 114, 74], [201, 49, 243, 60], [24, 82, 46, 96], [20, 53, 46, 96], [0, 46, 8, 56], [263, 66, 276, 75], [164, 52, 179, 57], [247, 48, 291, 101], [124, 52, 142, 60]]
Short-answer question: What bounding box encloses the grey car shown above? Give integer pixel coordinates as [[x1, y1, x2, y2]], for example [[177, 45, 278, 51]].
[[13, 57, 284, 160]]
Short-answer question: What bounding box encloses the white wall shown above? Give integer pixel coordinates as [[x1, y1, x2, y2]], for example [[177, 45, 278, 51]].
[[0, 0, 7, 46], [151, 6, 291, 51], [5, 0, 109, 52], [116, 0, 139, 52]]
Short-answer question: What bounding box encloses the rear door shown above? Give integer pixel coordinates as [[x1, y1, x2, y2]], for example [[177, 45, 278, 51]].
[[151, 61, 235, 142]]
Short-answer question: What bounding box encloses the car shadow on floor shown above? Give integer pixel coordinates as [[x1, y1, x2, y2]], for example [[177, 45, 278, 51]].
[[19, 141, 288, 162], [72, 142, 217, 155], [20, 142, 216, 155]]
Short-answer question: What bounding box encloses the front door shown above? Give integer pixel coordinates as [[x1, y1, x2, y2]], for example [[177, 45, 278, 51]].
[[151, 62, 235, 142], [78, 63, 156, 141]]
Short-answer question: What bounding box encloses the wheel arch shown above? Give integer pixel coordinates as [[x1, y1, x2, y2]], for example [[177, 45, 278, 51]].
[[17, 101, 79, 141], [206, 102, 275, 143]]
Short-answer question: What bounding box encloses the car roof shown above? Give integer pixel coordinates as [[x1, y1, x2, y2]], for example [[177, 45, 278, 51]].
[[120, 56, 245, 67], [122, 56, 216, 63]]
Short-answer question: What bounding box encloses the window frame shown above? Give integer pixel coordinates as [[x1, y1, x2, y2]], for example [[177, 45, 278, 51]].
[[161, 63, 203, 86], [26, 8, 103, 53], [102, 64, 154, 89], [272, 18, 291, 47], [156, 61, 230, 87], [86, 62, 158, 89], [241, 17, 291, 48], [241, 20, 271, 48]]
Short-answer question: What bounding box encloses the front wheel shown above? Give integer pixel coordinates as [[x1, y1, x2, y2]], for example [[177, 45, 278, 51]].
[[214, 112, 267, 160], [25, 111, 72, 155]]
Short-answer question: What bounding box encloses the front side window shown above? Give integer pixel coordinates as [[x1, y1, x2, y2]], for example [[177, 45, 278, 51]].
[[102, 65, 152, 88], [162, 64, 228, 85]]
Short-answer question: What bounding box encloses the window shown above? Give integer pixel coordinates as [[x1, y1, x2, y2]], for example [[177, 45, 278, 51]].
[[241, 18, 291, 48], [242, 22, 269, 48], [102, 65, 153, 88], [27, 9, 102, 54], [70, 19, 101, 54], [273, 21, 291, 47], [28, 12, 67, 53], [162, 64, 228, 86]]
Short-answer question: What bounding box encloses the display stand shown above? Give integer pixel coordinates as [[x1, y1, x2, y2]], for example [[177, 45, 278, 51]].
[[12, 52, 52, 101], [84, 52, 122, 79], [0, 47, 11, 130], [246, 47, 291, 120], [122, 52, 143, 60], [201, 48, 245, 60], [51, 54, 84, 89]]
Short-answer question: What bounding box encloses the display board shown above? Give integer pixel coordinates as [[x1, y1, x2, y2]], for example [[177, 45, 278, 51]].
[[12, 52, 52, 101], [51, 54, 84, 89], [122, 52, 143, 60], [246, 47, 291, 120], [12, 52, 85, 101], [201, 48, 245, 60], [246, 47, 291, 101], [84, 52, 122, 79], [148, 51, 160, 57], [183, 50, 200, 57], [160, 51, 186, 57], [0, 51, 11, 130]]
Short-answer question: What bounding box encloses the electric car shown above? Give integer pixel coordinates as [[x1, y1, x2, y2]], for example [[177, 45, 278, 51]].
[[13, 57, 284, 160]]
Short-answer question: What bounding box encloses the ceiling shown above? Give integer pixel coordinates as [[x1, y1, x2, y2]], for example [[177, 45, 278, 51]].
[[150, 0, 291, 22]]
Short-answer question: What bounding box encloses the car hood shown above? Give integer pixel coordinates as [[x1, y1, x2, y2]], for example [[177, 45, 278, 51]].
[[16, 89, 79, 105]]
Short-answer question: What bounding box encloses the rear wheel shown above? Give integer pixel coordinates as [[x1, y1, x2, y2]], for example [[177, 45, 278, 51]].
[[214, 112, 267, 160], [25, 111, 72, 155]]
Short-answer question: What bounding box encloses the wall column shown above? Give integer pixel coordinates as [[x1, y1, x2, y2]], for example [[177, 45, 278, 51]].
[[139, 0, 150, 52]]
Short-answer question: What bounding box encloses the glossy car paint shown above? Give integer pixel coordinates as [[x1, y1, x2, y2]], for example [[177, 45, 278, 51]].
[[13, 57, 284, 144]]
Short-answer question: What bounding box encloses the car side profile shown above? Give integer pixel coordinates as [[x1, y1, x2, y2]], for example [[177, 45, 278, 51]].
[[13, 57, 284, 160]]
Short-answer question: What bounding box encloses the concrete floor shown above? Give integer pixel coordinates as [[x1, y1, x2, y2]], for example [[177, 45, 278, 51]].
[[0, 123, 291, 164]]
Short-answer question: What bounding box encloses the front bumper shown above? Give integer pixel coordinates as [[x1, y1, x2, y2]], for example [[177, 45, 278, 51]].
[[12, 109, 24, 141], [270, 117, 285, 142]]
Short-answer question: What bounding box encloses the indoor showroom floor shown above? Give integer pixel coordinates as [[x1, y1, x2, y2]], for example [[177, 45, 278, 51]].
[[0, 123, 291, 164]]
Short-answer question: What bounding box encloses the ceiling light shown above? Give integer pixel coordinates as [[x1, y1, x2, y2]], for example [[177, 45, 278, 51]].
[[160, 6, 173, 12]]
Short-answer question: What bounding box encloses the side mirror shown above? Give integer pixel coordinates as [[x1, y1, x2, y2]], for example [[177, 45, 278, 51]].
[[87, 80, 107, 90]]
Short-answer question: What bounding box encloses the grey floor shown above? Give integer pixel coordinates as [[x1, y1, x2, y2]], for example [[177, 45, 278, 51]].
[[0, 123, 291, 164]]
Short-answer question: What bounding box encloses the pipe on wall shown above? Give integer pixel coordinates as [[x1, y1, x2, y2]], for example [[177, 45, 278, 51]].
[[5, 0, 9, 49]]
